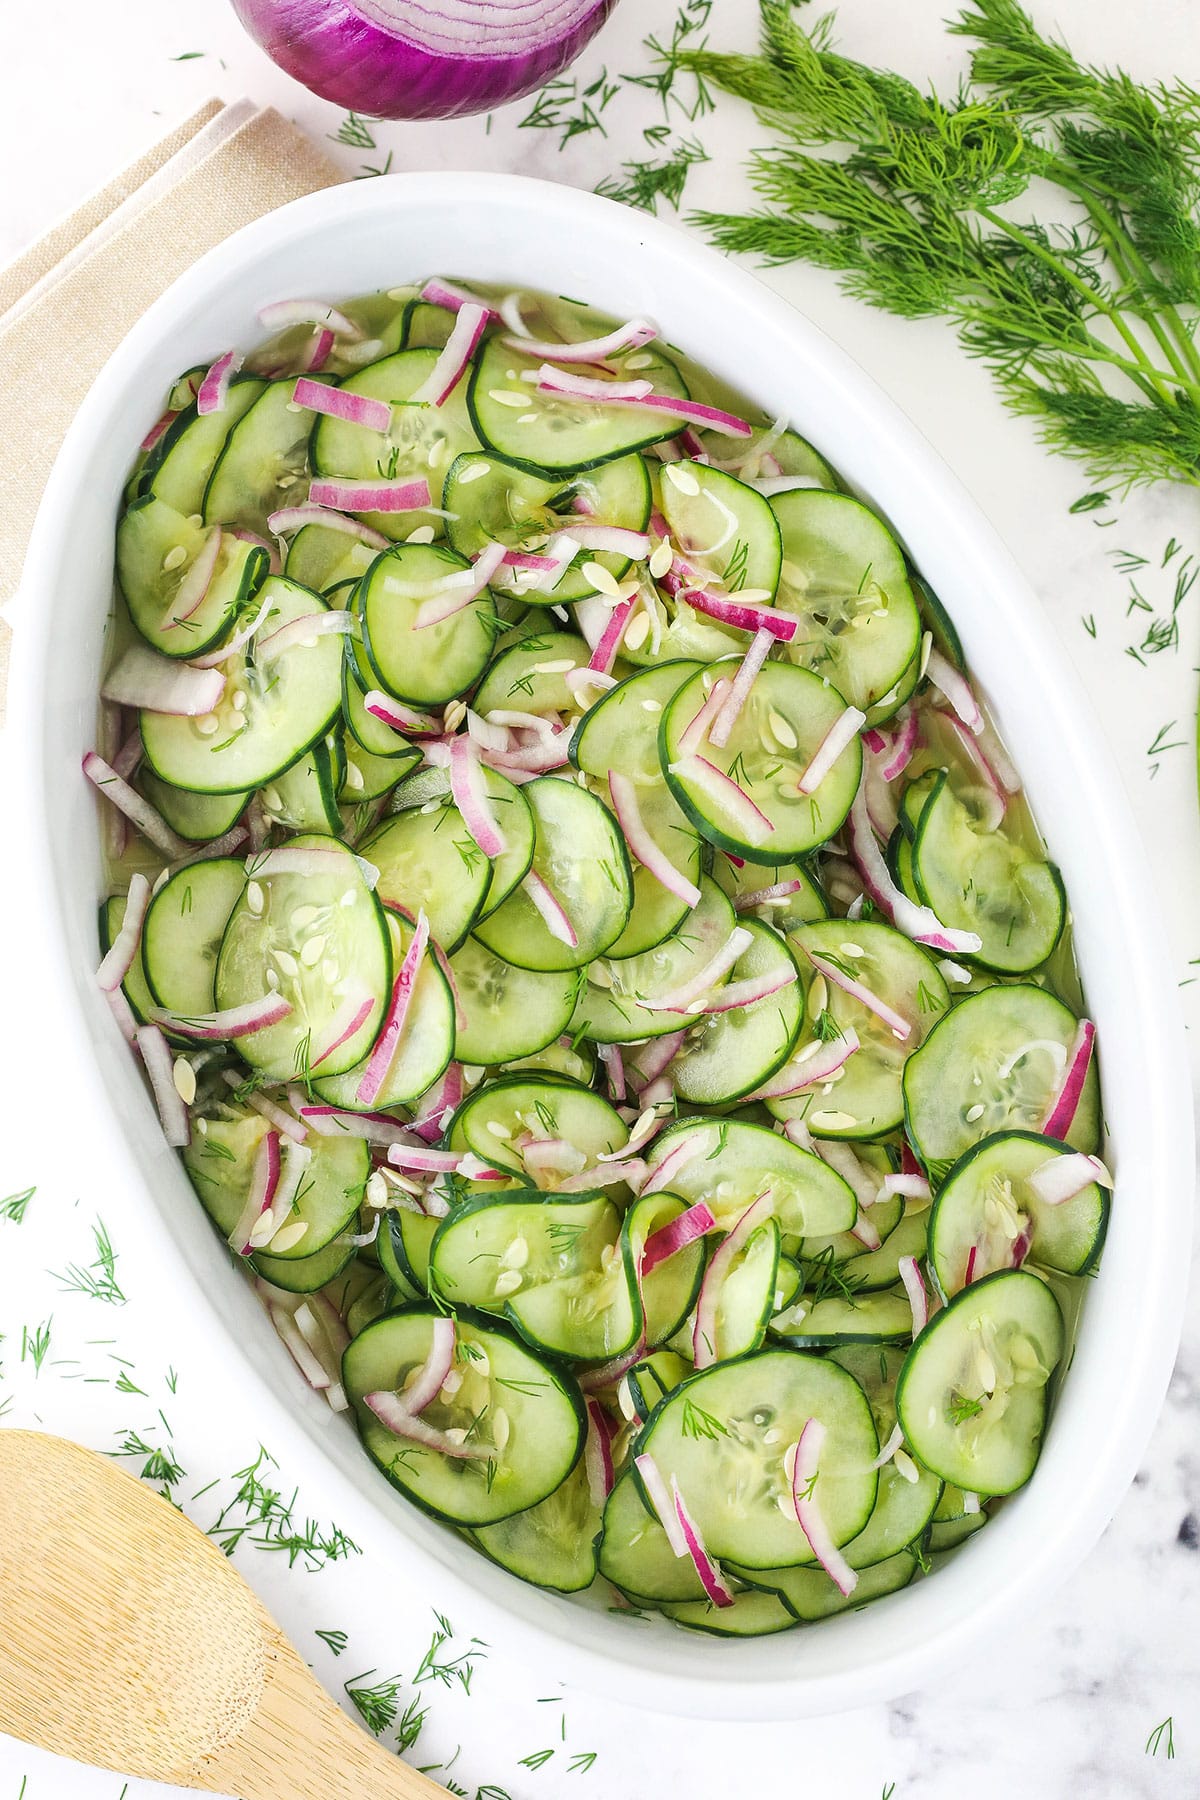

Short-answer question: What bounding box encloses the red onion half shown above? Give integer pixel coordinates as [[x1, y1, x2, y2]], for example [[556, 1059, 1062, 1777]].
[[231, 0, 619, 121]]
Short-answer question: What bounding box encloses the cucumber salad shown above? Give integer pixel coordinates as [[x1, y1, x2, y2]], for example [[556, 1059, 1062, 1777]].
[[88, 277, 1110, 1637]]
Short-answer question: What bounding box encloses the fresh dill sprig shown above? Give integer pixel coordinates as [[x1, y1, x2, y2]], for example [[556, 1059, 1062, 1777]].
[[595, 136, 710, 214], [20, 1319, 52, 1374], [55, 1218, 125, 1305], [0, 1186, 35, 1223], [687, 0, 1200, 496], [344, 1668, 405, 1736]]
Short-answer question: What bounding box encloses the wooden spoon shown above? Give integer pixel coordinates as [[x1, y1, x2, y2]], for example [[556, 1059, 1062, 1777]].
[[0, 1431, 445, 1799]]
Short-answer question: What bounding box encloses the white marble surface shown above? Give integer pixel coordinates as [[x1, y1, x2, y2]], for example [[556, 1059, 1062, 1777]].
[[2, 0, 1200, 1794]]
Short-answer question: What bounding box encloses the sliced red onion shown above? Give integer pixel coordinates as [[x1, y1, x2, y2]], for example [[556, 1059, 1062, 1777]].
[[189, 585, 277, 669], [504, 319, 656, 363], [534, 364, 653, 403], [83, 751, 188, 859], [228, 1129, 282, 1255], [102, 643, 226, 717], [709, 628, 775, 750], [196, 350, 242, 416], [880, 712, 919, 783], [135, 1024, 190, 1148], [634, 1453, 689, 1556], [964, 1244, 978, 1286], [608, 771, 701, 908], [978, 720, 1021, 795], [806, 949, 912, 1042], [863, 727, 887, 755], [791, 1418, 857, 1596], [629, 1031, 687, 1093], [292, 376, 390, 433], [258, 297, 361, 338], [1041, 1020, 1096, 1139], [97, 873, 151, 994], [672, 1479, 735, 1606], [925, 648, 983, 734], [400, 1315, 458, 1416], [302, 327, 336, 372], [357, 912, 429, 1106], [748, 1029, 862, 1100], [255, 609, 357, 664], [847, 783, 982, 955], [811, 1138, 879, 1210], [733, 879, 804, 912], [410, 1063, 465, 1142], [693, 1192, 774, 1370], [570, 524, 651, 559], [269, 1302, 332, 1389], [412, 302, 489, 406], [466, 710, 511, 754], [938, 712, 1006, 829], [584, 1400, 615, 1506], [419, 280, 499, 318], [502, 549, 562, 573], [588, 597, 635, 675], [104, 984, 139, 1047], [644, 925, 753, 1015], [364, 1389, 493, 1459], [161, 528, 222, 633], [521, 1136, 587, 1179], [641, 1133, 709, 1195], [878, 1172, 932, 1204], [484, 733, 570, 777], [669, 756, 775, 846], [220, 1070, 307, 1142], [522, 869, 578, 948], [298, 1106, 414, 1147], [247, 845, 360, 881], [797, 706, 866, 795], [535, 371, 752, 439], [140, 411, 176, 453], [558, 1156, 647, 1192], [308, 475, 432, 513], [449, 733, 507, 858], [674, 677, 730, 756], [387, 1145, 464, 1175], [267, 501, 390, 548], [414, 541, 506, 629], [151, 993, 293, 1041], [312, 997, 378, 1077], [682, 588, 797, 641], [898, 1255, 928, 1335], [363, 690, 441, 737], [866, 1423, 905, 1474], [697, 966, 798, 1013], [1028, 1150, 1113, 1205], [597, 1042, 626, 1104], [641, 1202, 717, 1276]]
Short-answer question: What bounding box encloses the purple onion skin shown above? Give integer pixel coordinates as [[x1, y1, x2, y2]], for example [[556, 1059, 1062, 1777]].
[[231, 0, 619, 121]]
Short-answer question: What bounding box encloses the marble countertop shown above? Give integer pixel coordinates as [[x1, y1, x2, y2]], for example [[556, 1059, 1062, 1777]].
[[2, 0, 1199, 1795]]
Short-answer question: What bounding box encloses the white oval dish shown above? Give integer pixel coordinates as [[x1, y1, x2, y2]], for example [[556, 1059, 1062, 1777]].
[[12, 172, 1193, 1719]]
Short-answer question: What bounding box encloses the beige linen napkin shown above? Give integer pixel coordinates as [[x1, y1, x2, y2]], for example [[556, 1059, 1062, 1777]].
[[0, 99, 348, 711]]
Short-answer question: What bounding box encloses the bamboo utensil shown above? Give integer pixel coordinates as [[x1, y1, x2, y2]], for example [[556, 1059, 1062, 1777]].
[[0, 1431, 445, 1799]]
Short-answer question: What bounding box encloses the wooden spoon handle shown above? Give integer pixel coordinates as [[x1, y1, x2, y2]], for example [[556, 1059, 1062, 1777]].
[[194, 1626, 445, 1800]]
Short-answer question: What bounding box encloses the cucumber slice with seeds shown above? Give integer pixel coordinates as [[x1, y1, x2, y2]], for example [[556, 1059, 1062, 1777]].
[[448, 937, 579, 1065], [142, 858, 245, 1014], [657, 463, 782, 600], [670, 917, 803, 1106], [928, 1130, 1110, 1292], [642, 1118, 857, 1242], [183, 1107, 368, 1261], [359, 542, 497, 707], [204, 378, 331, 533], [472, 1457, 601, 1593], [313, 909, 454, 1110], [117, 495, 268, 659]]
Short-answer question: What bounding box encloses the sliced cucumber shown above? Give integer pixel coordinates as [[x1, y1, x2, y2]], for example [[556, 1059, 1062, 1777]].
[[448, 936, 579, 1064], [829, 1344, 942, 1568], [895, 1269, 1064, 1496], [661, 662, 862, 861], [624, 1191, 708, 1348], [343, 1308, 584, 1525], [772, 1288, 915, 1346], [142, 857, 245, 1014], [142, 377, 266, 513], [472, 775, 632, 973], [472, 1457, 600, 1593], [204, 378, 330, 533], [313, 909, 454, 1110], [635, 1352, 878, 1569], [473, 629, 592, 717], [711, 849, 828, 931], [569, 876, 736, 1044], [117, 496, 268, 659], [670, 918, 803, 1105], [740, 1548, 916, 1621], [657, 463, 782, 600], [446, 1075, 625, 1177], [216, 833, 390, 1080], [311, 348, 479, 538], [662, 1589, 800, 1636], [430, 1191, 639, 1361], [643, 1118, 857, 1243], [263, 736, 343, 834], [928, 1130, 1110, 1292], [598, 1470, 707, 1603], [183, 1107, 367, 1260], [911, 771, 1065, 974], [359, 542, 496, 707], [902, 985, 1101, 1181], [138, 768, 249, 843], [771, 490, 921, 719], [140, 578, 344, 795], [468, 334, 689, 476]]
